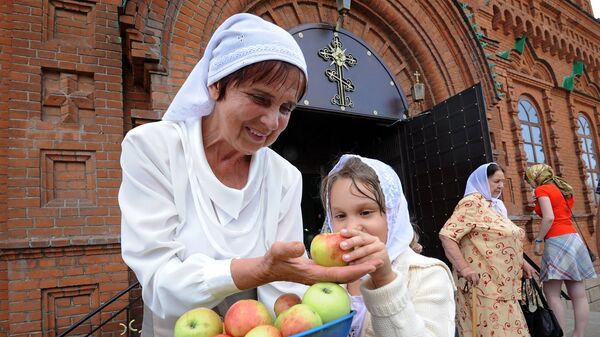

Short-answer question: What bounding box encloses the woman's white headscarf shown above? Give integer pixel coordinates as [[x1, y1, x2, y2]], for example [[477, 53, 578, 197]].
[[162, 13, 307, 121], [464, 162, 508, 218], [325, 154, 413, 262]]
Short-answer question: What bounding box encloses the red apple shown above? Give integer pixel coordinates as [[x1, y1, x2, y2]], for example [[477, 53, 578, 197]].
[[224, 299, 273, 337], [274, 304, 322, 337], [309, 232, 347, 267], [173, 307, 223, 337], [302, 282, 351, 323], [273, 293, 302, 317], [244, 325, 282, 337]]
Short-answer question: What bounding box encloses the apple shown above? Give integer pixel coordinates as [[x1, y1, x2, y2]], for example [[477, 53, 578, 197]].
[[244, 325, 282, 337], [302, 282, 351, 323], [214, 335, 232, 337], [274, 304, 322, 337], [224, 299, 273, 337], [273, 293, 302, 317], [173, 307, 223, 337], [309, 232, 347, 267]]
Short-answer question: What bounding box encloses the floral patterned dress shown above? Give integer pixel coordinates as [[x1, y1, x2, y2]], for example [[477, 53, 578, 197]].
[[440, 193, 530, 337]]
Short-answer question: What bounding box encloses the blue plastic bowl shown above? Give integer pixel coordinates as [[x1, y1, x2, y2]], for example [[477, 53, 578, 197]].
[[290, 311, 355, 337]]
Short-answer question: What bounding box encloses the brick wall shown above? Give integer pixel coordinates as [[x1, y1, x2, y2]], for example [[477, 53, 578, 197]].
[[1, 0, 128, 336]]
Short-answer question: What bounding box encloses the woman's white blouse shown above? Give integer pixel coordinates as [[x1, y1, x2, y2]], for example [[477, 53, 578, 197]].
[[119, 118, 307, 337]]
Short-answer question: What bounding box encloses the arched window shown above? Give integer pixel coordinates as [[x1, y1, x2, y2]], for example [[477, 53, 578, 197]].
[[518, 99, 545, 164], [577, 114, 599, 201]]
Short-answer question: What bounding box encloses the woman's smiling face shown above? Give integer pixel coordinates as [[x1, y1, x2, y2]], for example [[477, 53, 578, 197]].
[[208, 72, 302, 155]]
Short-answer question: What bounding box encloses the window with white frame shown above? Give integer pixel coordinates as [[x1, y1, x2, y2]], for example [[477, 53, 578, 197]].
[[577, 113, 599, 202], [518, 98, 545, 165]]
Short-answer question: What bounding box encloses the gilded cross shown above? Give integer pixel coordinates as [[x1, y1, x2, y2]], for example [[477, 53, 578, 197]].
[[318, 34, 357, 108]]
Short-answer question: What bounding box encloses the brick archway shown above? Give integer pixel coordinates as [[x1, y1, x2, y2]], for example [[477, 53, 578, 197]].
[[122, 0, 496, 125]]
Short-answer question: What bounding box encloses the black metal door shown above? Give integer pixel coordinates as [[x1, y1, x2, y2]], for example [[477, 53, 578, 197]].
[[400, 84, 493, 261]]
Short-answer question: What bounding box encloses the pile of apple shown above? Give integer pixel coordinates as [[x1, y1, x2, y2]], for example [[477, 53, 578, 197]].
[[174, 233, 351, 337]]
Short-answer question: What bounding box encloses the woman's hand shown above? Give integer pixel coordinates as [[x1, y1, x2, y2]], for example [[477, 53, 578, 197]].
[[248, 241, 382, 287], [339, 228, 396, 288], [459, 266, 480, 286], [522, 260, 538, 279], [534, 240, 543, 256]]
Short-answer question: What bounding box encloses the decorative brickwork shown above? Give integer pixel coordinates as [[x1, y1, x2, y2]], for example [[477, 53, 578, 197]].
[[40, 150, 97, 208], [42, 284, 99, 337], [43, 0, 96, 48], [42, 70, 95, 124]]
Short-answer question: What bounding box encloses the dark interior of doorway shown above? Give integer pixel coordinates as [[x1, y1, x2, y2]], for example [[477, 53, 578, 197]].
[[271, 110, 398, 250]]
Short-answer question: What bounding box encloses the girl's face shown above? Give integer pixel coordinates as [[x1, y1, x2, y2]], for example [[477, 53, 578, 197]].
[[488, 170, 505, 197], [329, 177, 388, 244]]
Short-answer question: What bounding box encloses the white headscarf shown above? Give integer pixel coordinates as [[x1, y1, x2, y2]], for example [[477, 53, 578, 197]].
[[464, 162, 508, 218], [162, 13, 308, 121], [325, 154, 413, 262]]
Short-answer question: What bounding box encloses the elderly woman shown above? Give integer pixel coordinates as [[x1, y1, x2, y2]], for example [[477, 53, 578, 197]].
[[439, 163, 536, 337], [524, 164, 596, 337], [119, 13, 377, 337]]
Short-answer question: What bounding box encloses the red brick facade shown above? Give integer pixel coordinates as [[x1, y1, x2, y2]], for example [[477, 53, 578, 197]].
[[0, 0, 599, 335]]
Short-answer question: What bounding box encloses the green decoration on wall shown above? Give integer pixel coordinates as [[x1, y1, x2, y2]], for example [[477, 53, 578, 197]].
[[562, 75, 574, 91], [497, 92, 505, 98], [475, 32, 485, 39], [465, 12, 474, 20], [495, 81, 502, 88], [514, 36, 527, 54], [460, 3, 469, 9], [488, 62, 496, 68], [573, 60, 584, 77], [497, 50, 510, 60], [480, 42, 488, 48]]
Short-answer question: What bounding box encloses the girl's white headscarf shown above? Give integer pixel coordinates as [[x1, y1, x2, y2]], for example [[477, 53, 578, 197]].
[[325, 154, 413, 262], [464, 162, 508, 218], [162, 13, 307, 121]]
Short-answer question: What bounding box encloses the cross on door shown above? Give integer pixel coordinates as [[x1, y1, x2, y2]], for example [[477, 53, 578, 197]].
[[318, 34, 357, 108]]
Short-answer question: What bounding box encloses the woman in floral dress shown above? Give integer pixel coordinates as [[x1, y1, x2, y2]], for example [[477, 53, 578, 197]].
[[439, 163, 536, 337]]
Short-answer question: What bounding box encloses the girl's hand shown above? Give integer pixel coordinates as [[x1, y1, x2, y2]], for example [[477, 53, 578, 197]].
[[339, 228, 396, 288], [459, 266, 480, 286]]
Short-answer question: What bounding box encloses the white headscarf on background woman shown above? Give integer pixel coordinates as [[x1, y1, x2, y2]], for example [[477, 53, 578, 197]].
[[464, 163, 508, 218], [325, 154, 413, 262], [162, 13, 307, 121]]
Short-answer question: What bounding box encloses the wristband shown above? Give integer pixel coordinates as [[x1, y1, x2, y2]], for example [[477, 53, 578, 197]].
[[534, 239, 543, 243]]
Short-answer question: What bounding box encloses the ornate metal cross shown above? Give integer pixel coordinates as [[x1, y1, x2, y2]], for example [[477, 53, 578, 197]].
[[318, 33, 357, 108]]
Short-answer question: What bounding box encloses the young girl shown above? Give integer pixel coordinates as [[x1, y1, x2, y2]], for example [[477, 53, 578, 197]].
[[321, 154, 456, 337]]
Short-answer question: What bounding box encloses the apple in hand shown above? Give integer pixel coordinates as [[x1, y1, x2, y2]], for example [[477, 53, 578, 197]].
[[302, 282, 351, 323], [309, 232, 347, 267], [224, 299, 273, 337], [274, 304, 322, 337], [244, 325, 282, 337], [273, 293, 302, 317], [173, 307, 223, 337]]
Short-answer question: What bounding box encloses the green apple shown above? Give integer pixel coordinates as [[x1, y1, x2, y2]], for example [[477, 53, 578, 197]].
[[274, 304, 322, 337], [244, 325, 282, 337], [309, 232, 347, 267], [302, 282, 351, 323], [173, 307, 223, 337]]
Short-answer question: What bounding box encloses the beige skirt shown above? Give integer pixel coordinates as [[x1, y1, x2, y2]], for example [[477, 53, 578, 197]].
[[456, 287, 530, 337]]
